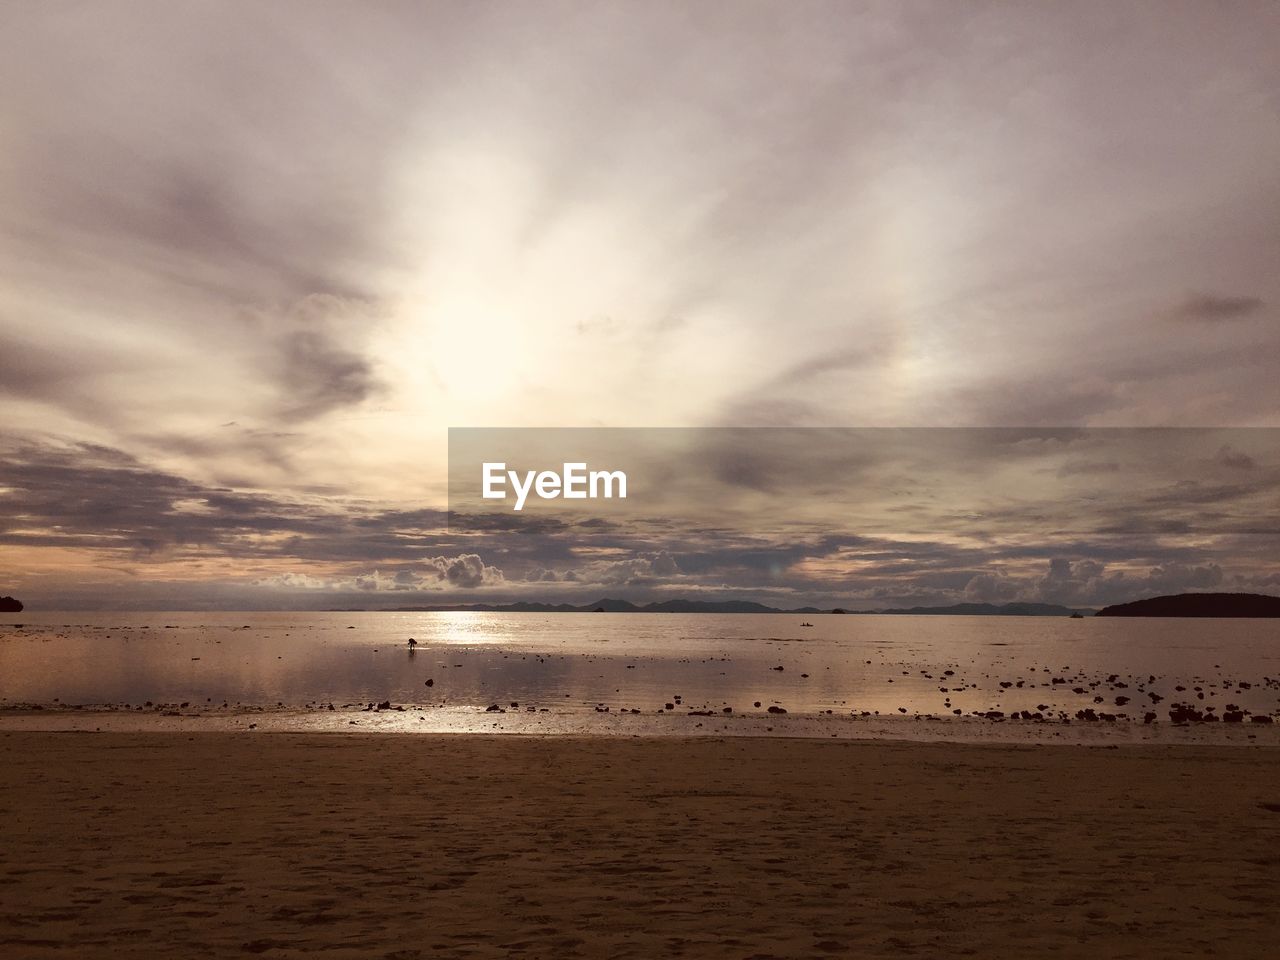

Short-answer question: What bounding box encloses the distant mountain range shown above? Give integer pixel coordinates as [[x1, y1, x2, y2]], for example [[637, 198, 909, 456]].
[[9, 593, 1276, 618], [383, 598, 820, 614], [1096, 592, 1280, 617], [358, 598, 1096, 616], [872, 601, 1095, 617], [376, 594, 1279, 617]]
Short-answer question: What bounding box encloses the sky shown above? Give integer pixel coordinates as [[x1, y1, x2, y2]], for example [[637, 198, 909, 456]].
[[1, 1, 1278, 609]]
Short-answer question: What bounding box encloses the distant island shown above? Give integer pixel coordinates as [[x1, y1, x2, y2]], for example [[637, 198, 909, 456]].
[[330, 598, 1094, 616], [1096, 592, 1280, 618], [0, 596, 23, 613]]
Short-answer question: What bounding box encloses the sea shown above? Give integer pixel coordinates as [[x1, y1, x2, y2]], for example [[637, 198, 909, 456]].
[[2, 612, 1278, 741]]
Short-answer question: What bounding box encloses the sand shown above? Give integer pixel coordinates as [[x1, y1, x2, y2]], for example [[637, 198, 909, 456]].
[[1, 733, 1277, 959]]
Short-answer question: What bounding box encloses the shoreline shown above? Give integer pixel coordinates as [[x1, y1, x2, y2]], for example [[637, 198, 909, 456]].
[[4, 704, 1278, 746]]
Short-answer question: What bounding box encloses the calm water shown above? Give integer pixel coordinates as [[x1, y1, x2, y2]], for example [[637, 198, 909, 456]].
[[2, 612, 1279, 725]]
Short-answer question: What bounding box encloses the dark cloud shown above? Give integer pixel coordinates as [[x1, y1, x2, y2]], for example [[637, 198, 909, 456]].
[[0, 334, 92, 401], [0, 5, 427, 305], [752, 344, 885, 394], [0, 438, 344, 557], [1214, 444, 1257, 470], [1056, 459, 1120, 477], [248, 294, 386, 422], [955, 380, 1126, 426], [963, 571, 1021, 603], [0, 330, 160, 424], [1174, 293, 1265, 323], [0, 437, 464, 568], [134, 425, 303, 474], [275, 328, 381, 421]]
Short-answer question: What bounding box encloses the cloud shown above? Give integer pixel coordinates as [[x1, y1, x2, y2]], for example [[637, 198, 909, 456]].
[[425, 554, 505, 589], [1174, 293, 1265, 323], [257, 554, 505, 593], [267, 297, 384, 422], [1139, 561, 1224, 594], [650, 550, 680, 577], [252, 572, 330, 590], [581, 550, 682, 586], [962, 571, 1021, 603], [1214, 444, 1257, 470], [6, 429, 1280, 608], [1056, 459, 1120, 477], [1036, 557, 1106, 604], [957, 556, 1235, 608], [0, 436, 449, 565]]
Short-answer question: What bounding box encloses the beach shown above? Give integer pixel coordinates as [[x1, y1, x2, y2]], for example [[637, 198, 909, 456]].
[[6, 1, 1280, 957], [2, 732, 1277, 959]]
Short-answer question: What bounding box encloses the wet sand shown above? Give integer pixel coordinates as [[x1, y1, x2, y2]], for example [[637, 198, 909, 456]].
[[3, 703, 1280, 745], [2, 733, 1278, 958]]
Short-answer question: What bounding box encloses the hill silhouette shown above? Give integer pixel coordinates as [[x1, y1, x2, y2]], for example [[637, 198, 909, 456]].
[[386, 598, 828, 614], [365, 598, 1089, 616], [1096, 592, 1280, 617], [875, 601, 1092, 617], [0, 596, 22, 613]]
